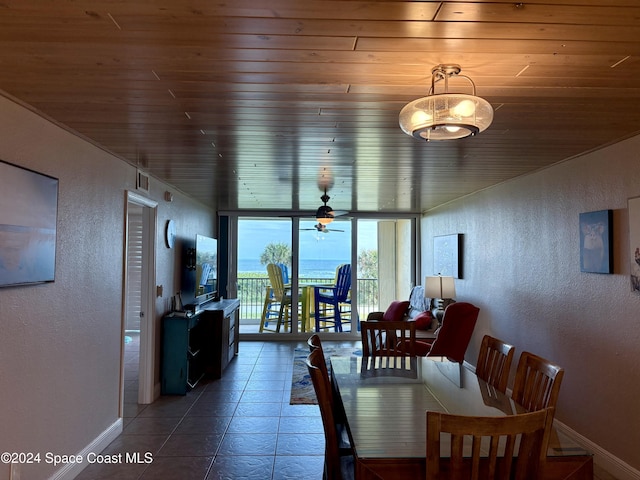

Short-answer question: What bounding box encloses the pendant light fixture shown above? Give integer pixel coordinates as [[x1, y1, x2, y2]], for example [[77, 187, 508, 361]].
[[399, 64, 493, 141]]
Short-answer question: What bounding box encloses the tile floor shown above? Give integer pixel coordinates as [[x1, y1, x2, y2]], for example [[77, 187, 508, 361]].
[[75, 337, 617, 480], [75, 339, 346, 480]]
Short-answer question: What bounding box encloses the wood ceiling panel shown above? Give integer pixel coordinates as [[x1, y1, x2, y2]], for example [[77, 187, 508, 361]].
[[59, 0, 441, 21], [1, 0, 639, 213], [356, 37, 640, 55], [436, 2, 640, 25], [99, 17, 640, 44]]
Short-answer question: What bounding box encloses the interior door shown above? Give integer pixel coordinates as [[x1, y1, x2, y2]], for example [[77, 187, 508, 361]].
[[121, 191, 157, 414]]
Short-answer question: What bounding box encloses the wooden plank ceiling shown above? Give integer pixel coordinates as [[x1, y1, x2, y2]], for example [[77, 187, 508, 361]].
[[1, 0, 640, 215]]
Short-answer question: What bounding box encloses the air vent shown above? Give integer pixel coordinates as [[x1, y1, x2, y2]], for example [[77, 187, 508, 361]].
[[137, 169, 150, 193]]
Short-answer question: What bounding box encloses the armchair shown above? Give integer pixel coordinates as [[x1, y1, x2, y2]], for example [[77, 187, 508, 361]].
[[365, 285, 439, 339], [415, 302, 480, 362]]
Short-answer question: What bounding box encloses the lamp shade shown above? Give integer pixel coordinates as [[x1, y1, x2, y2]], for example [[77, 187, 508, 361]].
[[425, 275, 456, 299], [399, 93, 493, 141], [399, 64, 493, 141]]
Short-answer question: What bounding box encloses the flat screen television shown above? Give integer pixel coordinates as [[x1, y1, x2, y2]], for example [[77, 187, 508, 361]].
[[181, 234, 218, 310]]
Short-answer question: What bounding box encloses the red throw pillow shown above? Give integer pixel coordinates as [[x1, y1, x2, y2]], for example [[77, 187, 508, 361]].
[[382, 300, 410, 322], [414, 311, 433, 330]]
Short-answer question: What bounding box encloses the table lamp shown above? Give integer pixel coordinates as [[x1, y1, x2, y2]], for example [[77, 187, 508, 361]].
[[425, 275, 456, 324]]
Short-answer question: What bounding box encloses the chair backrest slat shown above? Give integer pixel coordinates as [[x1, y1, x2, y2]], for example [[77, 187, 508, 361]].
[[476, 335, 515, 393]]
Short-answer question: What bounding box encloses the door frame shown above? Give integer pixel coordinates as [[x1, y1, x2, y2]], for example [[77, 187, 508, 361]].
[[121, 191, 158, 414]]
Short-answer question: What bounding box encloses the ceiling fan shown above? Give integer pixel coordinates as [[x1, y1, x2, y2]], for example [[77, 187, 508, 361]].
[[301, 222, 344, 233], [313, 187, 349, 226], [284, 183, 351, 230]]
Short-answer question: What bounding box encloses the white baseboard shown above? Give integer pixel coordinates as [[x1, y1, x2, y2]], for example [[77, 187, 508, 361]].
[[48, 418, 123, 480], [554, 418, 640, 480]]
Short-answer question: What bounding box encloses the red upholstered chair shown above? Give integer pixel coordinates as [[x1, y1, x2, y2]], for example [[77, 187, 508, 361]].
[[415, 302, 480, 362]]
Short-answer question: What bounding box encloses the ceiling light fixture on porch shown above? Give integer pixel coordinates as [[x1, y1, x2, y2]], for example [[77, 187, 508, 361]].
[[399, 64, 493, 141]]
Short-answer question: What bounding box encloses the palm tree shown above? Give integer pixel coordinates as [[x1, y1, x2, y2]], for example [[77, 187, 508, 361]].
[[358, 249, 378, 307], [358, 249, 378, 279], [260, 242, 292, 267]]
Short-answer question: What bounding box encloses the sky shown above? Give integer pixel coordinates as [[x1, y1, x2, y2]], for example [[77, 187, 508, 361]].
[[237, 218, 377, 261]]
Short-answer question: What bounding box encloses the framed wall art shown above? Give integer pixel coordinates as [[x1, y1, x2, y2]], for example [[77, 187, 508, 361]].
[[433, 233, 462, 279], [629, 197, 640, 294], [579, 209, 612, 274], [0, 160, 59, 287]]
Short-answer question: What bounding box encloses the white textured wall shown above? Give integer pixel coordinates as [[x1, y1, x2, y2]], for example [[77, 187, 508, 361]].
[[421, 134, 640, 471], [0, 95, 214, 480]]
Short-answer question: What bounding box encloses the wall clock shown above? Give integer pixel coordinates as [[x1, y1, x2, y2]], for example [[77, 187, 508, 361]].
[[165, 219, 176, 248]]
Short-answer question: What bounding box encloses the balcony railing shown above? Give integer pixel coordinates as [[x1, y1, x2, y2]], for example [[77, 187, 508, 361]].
[[237, 276, 379, 323]]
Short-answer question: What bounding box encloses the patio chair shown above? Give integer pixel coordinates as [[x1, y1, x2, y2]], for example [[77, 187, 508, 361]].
[[259, 263, 298, 332], [314, 264, 352, 332]]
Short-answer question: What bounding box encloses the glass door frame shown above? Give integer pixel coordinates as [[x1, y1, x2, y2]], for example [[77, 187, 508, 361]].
[[220, 211, 421, 341]]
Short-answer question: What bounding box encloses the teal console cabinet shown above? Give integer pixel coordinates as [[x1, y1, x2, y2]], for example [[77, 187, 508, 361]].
[[161, 298, 240, 395]]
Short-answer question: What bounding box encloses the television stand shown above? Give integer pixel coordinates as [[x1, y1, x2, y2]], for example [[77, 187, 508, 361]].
[[161, 298, 240, 395]]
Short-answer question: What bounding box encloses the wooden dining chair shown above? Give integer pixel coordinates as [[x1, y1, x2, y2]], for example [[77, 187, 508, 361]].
[[476, 335, 515, 393], [512, 351, 564, 411], [306, 349, 355, 480], [360, 320, 417, 356], [307, 332, 322, 351], [307, 333, 330, 380], [306, 333, 352, 446], [426, 407, 555, 480]]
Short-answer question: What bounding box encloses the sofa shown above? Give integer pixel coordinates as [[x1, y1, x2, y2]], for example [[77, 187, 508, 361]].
[[365, 285, 440, 339]]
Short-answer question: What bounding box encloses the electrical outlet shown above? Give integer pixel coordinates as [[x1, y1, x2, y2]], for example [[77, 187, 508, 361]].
[[10, 463, 20, 480]]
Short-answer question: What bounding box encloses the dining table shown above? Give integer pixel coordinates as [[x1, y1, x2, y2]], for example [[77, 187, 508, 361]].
[[261, 282, 327, 332], [299, 281, 335, 332], [330, 355, 593, 480]]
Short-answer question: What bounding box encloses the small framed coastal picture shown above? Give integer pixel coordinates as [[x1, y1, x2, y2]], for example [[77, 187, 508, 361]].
[[579, 209, 612, 274]]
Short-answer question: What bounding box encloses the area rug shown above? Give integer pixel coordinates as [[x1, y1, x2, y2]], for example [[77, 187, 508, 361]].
[[290, 346, 361, 405]]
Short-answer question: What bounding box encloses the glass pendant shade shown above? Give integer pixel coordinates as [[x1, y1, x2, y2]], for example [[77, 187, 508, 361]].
[[399, 93, 493, 141], [399, 65, 493, 141]]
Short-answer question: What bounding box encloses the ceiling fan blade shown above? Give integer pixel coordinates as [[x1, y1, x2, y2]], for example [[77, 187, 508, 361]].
[[330, 210, 350, 217]]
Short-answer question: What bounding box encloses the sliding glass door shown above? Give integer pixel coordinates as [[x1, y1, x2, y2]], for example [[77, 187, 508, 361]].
[[231, 214, 418, 337], [298, 218, 352, 333], [236, 217, 293, 334]]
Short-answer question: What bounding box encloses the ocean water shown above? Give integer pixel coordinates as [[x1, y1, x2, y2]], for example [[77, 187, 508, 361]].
[[239, 258, 348, 277]]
